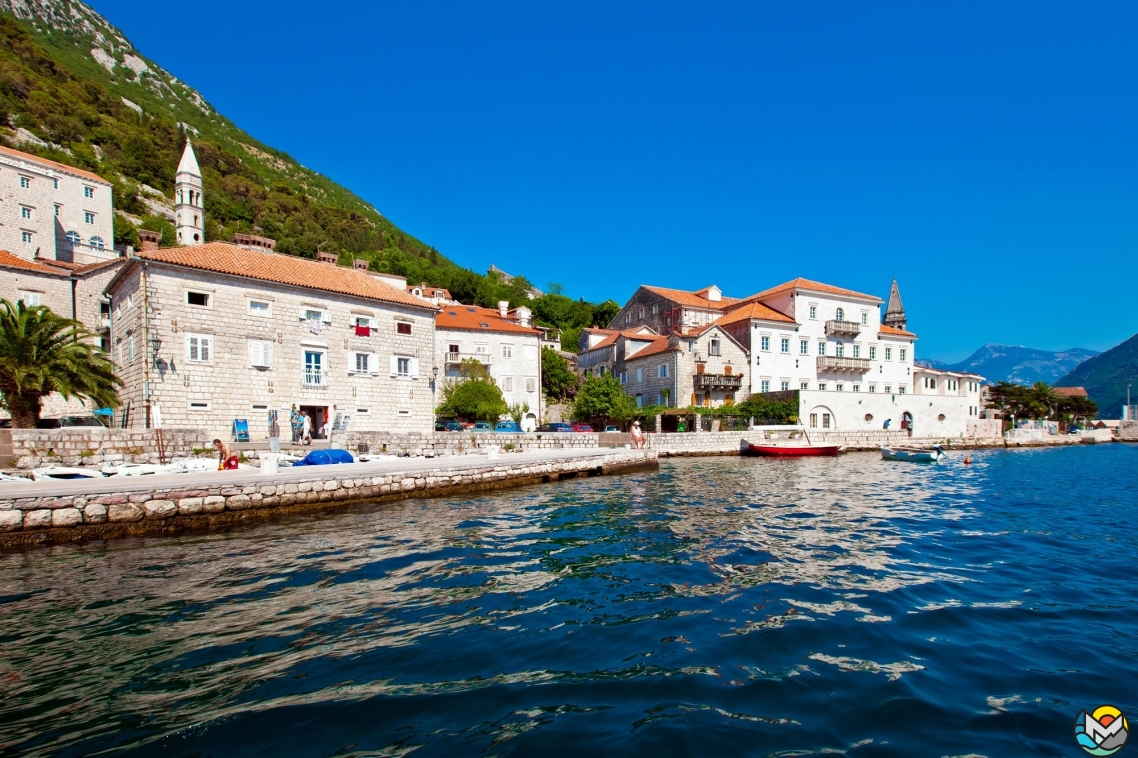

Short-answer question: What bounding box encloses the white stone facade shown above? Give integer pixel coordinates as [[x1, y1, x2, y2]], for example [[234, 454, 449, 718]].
[[0, 144, 114, 265]]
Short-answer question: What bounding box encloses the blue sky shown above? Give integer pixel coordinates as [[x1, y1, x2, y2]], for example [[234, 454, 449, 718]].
[[92, 1, 1137, 362]]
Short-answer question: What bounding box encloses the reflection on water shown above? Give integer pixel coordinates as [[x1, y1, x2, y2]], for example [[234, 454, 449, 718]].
[[1, 445, 1136, 757]]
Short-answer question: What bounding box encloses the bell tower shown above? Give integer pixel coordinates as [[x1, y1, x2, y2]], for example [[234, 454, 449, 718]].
[[175, 141, 204, 246], [883, 278, 907, 330]]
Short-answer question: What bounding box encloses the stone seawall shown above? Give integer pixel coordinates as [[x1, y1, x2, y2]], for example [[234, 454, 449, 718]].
[[340, 431, 601, 457], [0, 450, 657, 549], [8, 428, 213, 469]]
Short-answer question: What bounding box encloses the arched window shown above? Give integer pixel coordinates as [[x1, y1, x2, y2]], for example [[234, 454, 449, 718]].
[[65, 230, 81, 244], [89, 236, 105, 249], [835, 307, 845, 321]]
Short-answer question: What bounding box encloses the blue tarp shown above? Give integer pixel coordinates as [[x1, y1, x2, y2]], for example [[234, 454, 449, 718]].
[[290, 449, 355, 467]]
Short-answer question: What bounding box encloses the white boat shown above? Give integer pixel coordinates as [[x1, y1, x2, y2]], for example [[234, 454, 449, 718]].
[[101, 463, 172, 477], [880, 446, 947, 462], [32, 467, 106, 481], [0, 472, 28, 483]]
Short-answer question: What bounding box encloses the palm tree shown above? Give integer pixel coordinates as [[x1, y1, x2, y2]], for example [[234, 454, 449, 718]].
[[0, 300, 121, 428], [1031, 381, 1059, 419]]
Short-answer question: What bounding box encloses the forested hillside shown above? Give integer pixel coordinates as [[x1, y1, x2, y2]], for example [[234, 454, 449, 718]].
[[0, 4, 617, 343]]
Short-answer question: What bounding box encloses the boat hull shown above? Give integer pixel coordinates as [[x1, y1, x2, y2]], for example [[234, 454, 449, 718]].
[[880, 447, 945, 462], [746, 444, 842, 457]]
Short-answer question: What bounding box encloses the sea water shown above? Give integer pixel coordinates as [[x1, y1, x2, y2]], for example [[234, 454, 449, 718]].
[[1, 445, 1135, 757]]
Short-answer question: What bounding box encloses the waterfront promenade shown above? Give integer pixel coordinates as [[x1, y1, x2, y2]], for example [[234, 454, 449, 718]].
[[0, 448, 657, 548]]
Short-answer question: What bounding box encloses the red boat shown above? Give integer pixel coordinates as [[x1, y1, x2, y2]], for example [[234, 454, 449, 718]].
[[745, 443, 842, 457]]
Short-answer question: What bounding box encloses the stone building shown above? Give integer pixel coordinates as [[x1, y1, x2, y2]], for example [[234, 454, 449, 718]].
[[619, 323, 750, 409], [103, 239, 439, 438], [435, 301, 542, 430], [609, 284, 743, 335], [0, 144, 115, 266]]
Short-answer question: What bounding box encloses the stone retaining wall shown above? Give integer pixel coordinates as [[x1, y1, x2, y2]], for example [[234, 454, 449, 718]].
[[339, 431, 601, 457], [0, 451, 657, 547], [9, 428, 213, 469], [1119, 422, 1138, 441]]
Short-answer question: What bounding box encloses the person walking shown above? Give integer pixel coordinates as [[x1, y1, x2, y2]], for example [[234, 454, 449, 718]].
[[301, 411, 313, 446], [290, 406, 303, 444]]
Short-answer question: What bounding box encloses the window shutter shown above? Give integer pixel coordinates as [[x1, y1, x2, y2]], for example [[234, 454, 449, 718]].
[[390, 355, 398, 376], [299, 307, 308, 321], [409, 358, 419, 377], [249, 341, 259, 366], [321, 310, 332, 324], [188, 336, 198, 362], [264, 343, 272, 367]]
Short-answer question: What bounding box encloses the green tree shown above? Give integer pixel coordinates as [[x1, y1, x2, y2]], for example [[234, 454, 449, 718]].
[[436, 379, 508, 422], [571, 375, 636, 425], [508, 402, 530, 423], [0, 300, 121, 427], [591, 299, 622, 328], [541, 347, 579, 401]]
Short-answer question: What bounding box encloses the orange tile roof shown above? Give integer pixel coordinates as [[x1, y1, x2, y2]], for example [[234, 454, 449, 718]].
[[0, 144, 111, 184], [742, 277, 882, 304], [0, 249, 68, 276], [879, 324, 918, 338], [624, 337, 679, 361], [436, 305, 540, 335], [133, 243, 433, 310], [1054, 386, 1088, 397], [715, 300, 796, 326], [641, 285, 743, 310]]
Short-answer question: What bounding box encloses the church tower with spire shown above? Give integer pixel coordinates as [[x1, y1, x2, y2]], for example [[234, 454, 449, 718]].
[[175, 141, 204, 245], [883, 278, 907, 330]]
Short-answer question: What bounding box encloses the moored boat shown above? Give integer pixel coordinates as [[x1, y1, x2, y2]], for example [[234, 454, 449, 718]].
[[746, 443, 843, 457], [32, 467, 105, 481], [880, 446, 946, 462]]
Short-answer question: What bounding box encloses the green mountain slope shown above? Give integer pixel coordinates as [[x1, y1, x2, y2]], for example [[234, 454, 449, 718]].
[[1056, 334, 1138, 418], [0, 1, 617, 330]]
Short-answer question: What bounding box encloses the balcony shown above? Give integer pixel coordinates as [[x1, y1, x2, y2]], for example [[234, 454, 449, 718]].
[[825, 319, 861, 338], [303, 369, 325, 386], [446, 351, 492, 365], [816, 356, 871, 373], [694, 373, 744, 390]]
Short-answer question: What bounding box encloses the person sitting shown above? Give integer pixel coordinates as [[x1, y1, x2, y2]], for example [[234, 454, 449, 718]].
[[214, 439, 239, 470], [630, 420, 647, 449]]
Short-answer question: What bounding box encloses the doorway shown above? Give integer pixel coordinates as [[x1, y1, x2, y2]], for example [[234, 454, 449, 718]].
[[299, 405, 329, 439]]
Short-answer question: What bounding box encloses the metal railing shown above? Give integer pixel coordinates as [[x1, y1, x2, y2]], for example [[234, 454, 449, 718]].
[[824, 319, 861, 337], [694, 373, 744, 389], [816, 356, 871, 372], [303, 369, 325, 386]]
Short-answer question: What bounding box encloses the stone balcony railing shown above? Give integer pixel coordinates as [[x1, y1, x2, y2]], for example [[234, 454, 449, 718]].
[[445, 352, 492, 365], [824, 319, 861, 337], [693, 373, 744, 390], [816, 356, 871, 373]]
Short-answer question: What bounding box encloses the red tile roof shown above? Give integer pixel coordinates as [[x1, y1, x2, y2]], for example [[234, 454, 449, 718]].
[[436, 305, 540, 335], [742, 277, 882, 304], [1054, 386, 1088, 398], [0, 249, 68, 276], [132, 243, 433, 310], [0, 144, 111, 184], [624, 337, 679, 361], [715, 300, 796, 326], [641, 285, 743, 310], [879, 324, 918, 338]]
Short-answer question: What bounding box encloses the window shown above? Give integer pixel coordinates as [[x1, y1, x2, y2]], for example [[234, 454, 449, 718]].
[[760, 335, 770, 351], [809, 413, 817, 428], [65, 230, 81, 244], [21, 231, 32, 243], [869, 384, 876, 393], [503, 376, 514, 392], [885, 384, 892, 394], [636, 394, 643, 407], [84, 211, 95, 224], [188, 401, 211, 412], [853, 384, 860, 392], [620, 371, 628, 384], [781, 337, 790, 353], [899, 385, 907, 394], [397, 357, 411, 376], [836, 383, 844, 392], [801, 382, 809, 390], [305, 350, 325, 384], [822, 413, 831, 429], [638, 308, 644, 319], [352, 352, 372, 373], [709, 339, 721, 356], [20, 206, 31, 219], [885, 347, 893, 361], [636, 368, 643, 382], [861, 313, 868, 325], [249, 340, 273, 368], [800, 339, 809, 355], [835, 307, 845, 321], [18, 292, 41, 306], [817, 342, 826, 356], [186, 291, 209, 307], [396, 322, 412, 335], [187, 334, 213, 363], [658, 363, 669, 379], [818, 382, 827, 391], [501, 344, 513, 358], [525, 377, 537, 393], [852, 345, 860, 358], [89, 236, 105, 249], [249, 300, 270, 316], [761, 379, 770, 392], [869, 346, 877, 360], [835, 344, 844, 358], [657, 392, 667, 406], [808, 305, 817, 319], [19, 176, 29, 188], [781, 380, 790, 391], [899, 348, 907, 362], [652, 304, 658, 315], [52, 178, 57, 189], [84, 186, 95, 198]]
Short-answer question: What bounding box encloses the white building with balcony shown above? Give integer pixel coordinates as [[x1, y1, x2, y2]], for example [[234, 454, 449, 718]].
[[435, 302, 542, 429]]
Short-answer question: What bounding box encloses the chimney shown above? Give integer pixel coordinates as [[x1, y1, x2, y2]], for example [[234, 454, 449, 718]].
[[316, 250, 338, 265], [353, 259, 369, 271], [498, 300, 509, 318], [138, 229, 161, 252]]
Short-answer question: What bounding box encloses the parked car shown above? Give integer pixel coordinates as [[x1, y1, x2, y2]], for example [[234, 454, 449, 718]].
[[1067, 425, 1082, 434], [536, 422, 571, 433], [604, 425, 621, 433], [495, 421, 522, 433], [61, 415, 108, 428], [472, 422, 493, 432], [460, 421, 475, 430], [435, 420, 463, 432], [570, 423, 594, 433]]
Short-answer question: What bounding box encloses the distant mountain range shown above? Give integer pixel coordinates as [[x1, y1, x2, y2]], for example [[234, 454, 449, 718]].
[[1056, 334, 1138, 418], [917, 344, 1099, 385]]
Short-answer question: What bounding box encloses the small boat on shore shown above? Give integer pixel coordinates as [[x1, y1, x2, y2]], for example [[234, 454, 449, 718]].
[[880, 446, 947, 462], [32, 466, 105, 481], [746, 443, 843, 457]]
